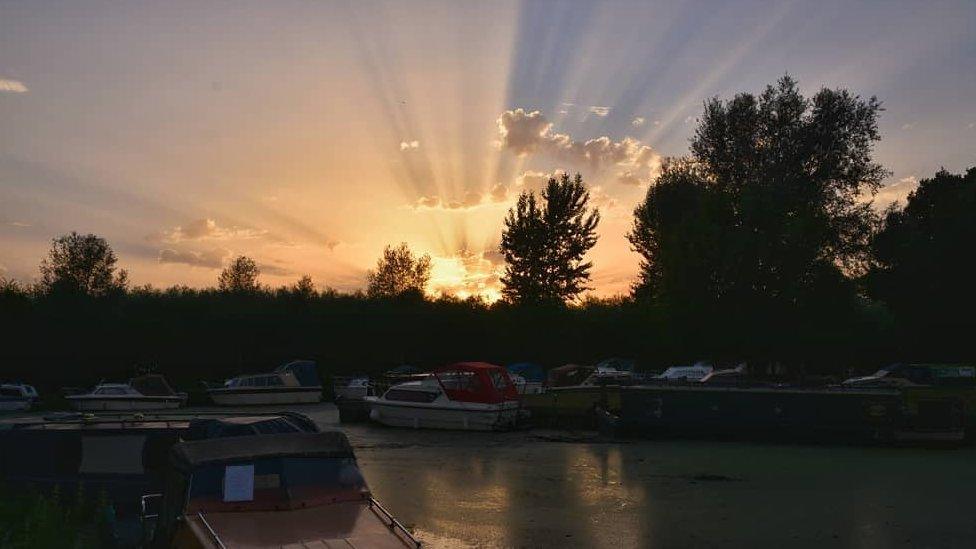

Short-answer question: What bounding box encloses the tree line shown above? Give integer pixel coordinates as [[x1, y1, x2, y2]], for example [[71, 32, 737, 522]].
[[1, 76, 973, 387]]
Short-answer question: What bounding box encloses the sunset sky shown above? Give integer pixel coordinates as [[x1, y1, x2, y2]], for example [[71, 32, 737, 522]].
[[2, 1, 974, 300]]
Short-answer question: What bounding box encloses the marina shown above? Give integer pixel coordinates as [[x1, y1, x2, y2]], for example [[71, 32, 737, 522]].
[[3, 402, 975, 548]]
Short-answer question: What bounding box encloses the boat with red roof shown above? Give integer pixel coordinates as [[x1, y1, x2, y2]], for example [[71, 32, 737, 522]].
[[365, 362, 522, 431]]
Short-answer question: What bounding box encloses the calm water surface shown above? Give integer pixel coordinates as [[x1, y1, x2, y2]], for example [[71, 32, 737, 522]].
[[295, 405, 976, 549]]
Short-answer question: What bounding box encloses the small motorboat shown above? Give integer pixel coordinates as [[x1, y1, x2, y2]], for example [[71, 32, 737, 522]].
[[365, 362, 522, 431], [0, 384, 34, 412], [207, 360, 322, 406], [66, 374, 186, 411]]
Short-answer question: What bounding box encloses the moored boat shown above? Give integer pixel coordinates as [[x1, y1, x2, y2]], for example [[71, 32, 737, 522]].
[[66, 374, 186, 411], [0, 384, 33, 412], [146, 432, 419, 548], [366, 362, 521, 431], [207, 360, 322, 406]]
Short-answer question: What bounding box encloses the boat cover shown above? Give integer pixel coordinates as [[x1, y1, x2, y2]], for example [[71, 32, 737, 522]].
[[433, 362, 519, 404], [130, 374, 179, 396], [506, 362, 545, 382], [548, 364, 596, 387], [595, 357, 636, 372], [171, 432, 354, 472], [274, 360, 321, 387], [184, 415, 318, 440]]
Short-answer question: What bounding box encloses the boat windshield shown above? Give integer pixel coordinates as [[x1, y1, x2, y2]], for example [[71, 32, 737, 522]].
[[187, 456, 369, 512], [226, 375, 284, 388]]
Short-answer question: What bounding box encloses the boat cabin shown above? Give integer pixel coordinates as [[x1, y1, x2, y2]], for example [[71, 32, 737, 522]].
[[150, 432, 418, 548]]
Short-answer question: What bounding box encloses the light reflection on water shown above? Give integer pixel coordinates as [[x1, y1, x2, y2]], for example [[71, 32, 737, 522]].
[[344, 420, 976, 549]]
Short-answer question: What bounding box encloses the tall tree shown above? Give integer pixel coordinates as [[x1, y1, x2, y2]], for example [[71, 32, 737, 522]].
[[218, 255, 261, 293], [292, 274, 317, 299], [870, 167, 976, 323], [501, 173, 600, 304], [630, 76, 886, 318], [39, 232, 128, 296], [365, 243, 431, 299]]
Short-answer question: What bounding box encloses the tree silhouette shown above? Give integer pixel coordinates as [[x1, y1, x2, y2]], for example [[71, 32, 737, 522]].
[[870, 167, 976, 324], [218, 256, 260, 293], [39, 232, 128, 297], [292, 274, 317, 299], [501, 173, 600, 304], [365, 243, 431, 299], [630, 76, 885, 319]]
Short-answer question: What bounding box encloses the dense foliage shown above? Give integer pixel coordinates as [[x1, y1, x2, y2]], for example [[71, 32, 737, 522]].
[[365, 243, 432, 299], [630, 77, 885, 331]]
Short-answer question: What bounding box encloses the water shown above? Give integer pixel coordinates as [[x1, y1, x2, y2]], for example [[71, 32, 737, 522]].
[[298, 405, 976, 548]]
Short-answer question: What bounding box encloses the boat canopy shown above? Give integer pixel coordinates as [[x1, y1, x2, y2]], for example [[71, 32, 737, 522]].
[[274, 360, 321, 387], [171, 432, 354, 473], [506, 362, 545, 383], [548, 364, 596, 387], [595, 358, 635, 372], [433, 362, 518, 404], [130, 374, 179, 396]]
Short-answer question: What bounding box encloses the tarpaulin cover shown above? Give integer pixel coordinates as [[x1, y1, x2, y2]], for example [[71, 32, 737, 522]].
[[275, 360, 321, 387], [506, 363, 545, 383], [434, 362, 519, 404]]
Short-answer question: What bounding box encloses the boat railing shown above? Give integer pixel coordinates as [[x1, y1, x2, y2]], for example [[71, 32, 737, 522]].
[[368, 497, 421, 548], [197, 511, 227, 549]]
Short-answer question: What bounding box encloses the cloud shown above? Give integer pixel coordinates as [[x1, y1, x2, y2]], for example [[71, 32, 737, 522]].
[[0, 79, 28, 93], [873, 176, 919, 209], [154, 218, 268, 243], [158, 248, 229, 269], [429, 249, 505, 301], [515, 169, 565, 194], [588, 106, 611, 117], [257, 261, 293, 276], [6, 221, 31, 228], [683, 116, 694, 125], [399, 140, 420, 151], [968, 123, 974, 130], [632, 117, 645, 127], [900, 123, 915, 130], [413, 185, 510, 211], [497, 108, 662, 184]]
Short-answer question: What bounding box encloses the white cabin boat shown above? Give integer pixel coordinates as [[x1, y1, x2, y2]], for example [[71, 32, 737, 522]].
[[365, 362, 521, 431], [0, 384, 33, 412], [207, 360, 322, 406], [66, 379, 185, 411]]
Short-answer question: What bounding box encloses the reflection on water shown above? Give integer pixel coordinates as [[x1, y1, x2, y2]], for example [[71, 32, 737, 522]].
[[338, 415, 976, 548]]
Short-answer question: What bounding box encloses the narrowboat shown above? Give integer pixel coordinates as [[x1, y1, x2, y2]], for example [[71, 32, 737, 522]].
[[147, 432, 419, 548]]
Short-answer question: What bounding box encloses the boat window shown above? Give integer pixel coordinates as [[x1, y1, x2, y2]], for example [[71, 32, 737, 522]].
[[437, 371, 483, 392], [384, 388, 439, 403], [266, 376, 283, 387], [488, 371, 511, 391]]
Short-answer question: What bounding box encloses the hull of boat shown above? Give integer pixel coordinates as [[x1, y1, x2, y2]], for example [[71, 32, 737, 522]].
[[367, 399, 520, 431], [66, 396, 184, 411], [610, 385, 969, 443], [0, 399, 31, 412], [208, 387, 322, 406]]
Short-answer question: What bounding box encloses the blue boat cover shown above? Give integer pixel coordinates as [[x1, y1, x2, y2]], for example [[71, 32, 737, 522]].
[[275, 360, 321, 387], [506, 362, 545, 382]]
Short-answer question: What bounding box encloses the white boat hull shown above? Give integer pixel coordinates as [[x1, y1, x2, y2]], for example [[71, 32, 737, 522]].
[[367, 399, 521, 431], [0, 399, 31, 412], [208, 387, 322, 406], [66, 396, 184, 411]]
